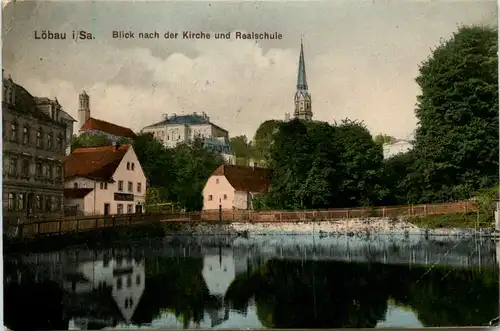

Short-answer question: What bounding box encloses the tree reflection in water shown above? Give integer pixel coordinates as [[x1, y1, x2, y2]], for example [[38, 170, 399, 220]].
[[225, 260, 499, 328]]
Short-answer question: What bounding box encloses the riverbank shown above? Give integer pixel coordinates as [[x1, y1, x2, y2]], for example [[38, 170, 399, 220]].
[[179, 217, 497, 237]]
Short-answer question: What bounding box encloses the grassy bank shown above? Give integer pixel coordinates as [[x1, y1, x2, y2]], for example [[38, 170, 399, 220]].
[[405, 212, 494, 229]]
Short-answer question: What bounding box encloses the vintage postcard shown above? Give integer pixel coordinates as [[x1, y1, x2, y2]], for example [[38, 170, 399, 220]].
[[2, 0, 499, 330]]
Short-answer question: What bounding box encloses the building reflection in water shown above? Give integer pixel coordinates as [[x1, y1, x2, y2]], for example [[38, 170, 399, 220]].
[[200, 247, 249, 327], [64, 255, 145, 330]]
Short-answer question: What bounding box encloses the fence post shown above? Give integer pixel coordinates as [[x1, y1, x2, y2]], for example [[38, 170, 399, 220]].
[[346, 210, 350, 218], [382, 207, 386, 218], [464, 202, 468, 213], [424, 204, 427, 215], [411, 204, 414, 216]]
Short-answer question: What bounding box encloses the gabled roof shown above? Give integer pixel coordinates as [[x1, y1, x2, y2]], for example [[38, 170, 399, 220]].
[[210, 164, 272, 193], [64, 188, 94, 198], [65, 145, 131, 181], [143, 114, 228, 134], [80, 117, 136, 138]]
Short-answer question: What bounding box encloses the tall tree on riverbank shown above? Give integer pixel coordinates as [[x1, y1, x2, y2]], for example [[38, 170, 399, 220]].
[[410, 25, 499, 203]]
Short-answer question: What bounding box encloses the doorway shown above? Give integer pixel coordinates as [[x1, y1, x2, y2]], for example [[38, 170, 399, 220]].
[[104, 203, 110, 215], [136, 204, 143, 214], [26, 192, 34, 217]]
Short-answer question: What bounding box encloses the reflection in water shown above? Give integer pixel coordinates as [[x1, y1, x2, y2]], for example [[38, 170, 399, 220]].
[[3, 235, 500, 330]]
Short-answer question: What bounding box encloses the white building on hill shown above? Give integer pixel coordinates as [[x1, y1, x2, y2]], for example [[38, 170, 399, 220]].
[[382, 140, 413, 159]]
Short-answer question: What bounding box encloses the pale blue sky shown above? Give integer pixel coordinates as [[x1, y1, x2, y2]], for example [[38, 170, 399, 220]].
[[3, 0, 497, 139]]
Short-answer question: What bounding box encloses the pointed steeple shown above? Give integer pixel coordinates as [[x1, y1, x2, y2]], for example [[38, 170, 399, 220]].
[[296, 38, 308, 91], [293, 38, 313, 121]]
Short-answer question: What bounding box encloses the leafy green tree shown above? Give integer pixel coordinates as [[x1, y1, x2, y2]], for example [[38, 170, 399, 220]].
[[411, 25, 498, 203], [334, 119, 385, 207], [252, 120, 282, 163], [133, 133, 175, 189], [170, 138, 225, 211], [70, 132, 110, 151], [229, 135, 253, 165]]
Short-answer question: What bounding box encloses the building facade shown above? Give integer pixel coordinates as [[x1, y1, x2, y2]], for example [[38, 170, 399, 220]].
[[142, 112, 235, 164], [35, 97, 76, 155], [2, 74, 67, 226], [77, 91, 136, 143], [64, 144, 147, 215], [202, 164, 272, 210]]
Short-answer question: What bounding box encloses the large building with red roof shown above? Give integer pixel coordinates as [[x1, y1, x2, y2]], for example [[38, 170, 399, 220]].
[[64, 144, 147, 216], [77, 91, 136, 143]]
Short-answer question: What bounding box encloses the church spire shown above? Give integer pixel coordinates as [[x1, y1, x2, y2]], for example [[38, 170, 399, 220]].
[[297, 38, 308, 91], [293, 38, 313, 121]]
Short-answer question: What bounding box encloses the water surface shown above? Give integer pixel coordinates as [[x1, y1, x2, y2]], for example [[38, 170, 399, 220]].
[[4, 234, 499, 330]]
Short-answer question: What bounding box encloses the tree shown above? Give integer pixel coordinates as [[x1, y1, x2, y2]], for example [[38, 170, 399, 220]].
[[411, 25, 498, 203], [70, 132, 110, 151], [252, 120, 282, 163], [170, 138, 225, 211], [334, 119, 385, 207], [373, 133, 397, 146], [229, 135, 253, 165]]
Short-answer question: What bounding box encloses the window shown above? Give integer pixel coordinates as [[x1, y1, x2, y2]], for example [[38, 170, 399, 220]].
[[73, 182, 78, 189], [99, 182, 108, 190], [56, 134, 63, 150], [126, 274, 132, 288], [136, 274, 141, 285], [126, 162, 130, 170], [46, 133, 53, 149], [9, 157, 17, 176], [127, 204, 133, 214], [45, 196, 51, 212], [216, 178, 219, 184], [21, 159, 30, 176], [104, 182, 107, 189], [8, 193, 15, 211], [35, 195, 42, 210], [17, 193, 24, 211], [131, 163, 135, 171], [22, 126, 30, 144], [208, 195, 213, 201], [10, 122, 18, 141], [117, 204, 124, 214], [36, 129, 43, 148], [50, 197, 57, 212], [116, 277, 123, 290], [118, 180, 123, 191], [36, 162, 42, 178], [46, 164, 53, 179], [100, 182, 104, 189], [137, 182, 142, 193], [128, 181, 133, 192], [56, 166, 62, 180], [223, 194, 227, 200]]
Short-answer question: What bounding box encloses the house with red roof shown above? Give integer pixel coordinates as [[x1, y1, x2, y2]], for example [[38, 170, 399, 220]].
[[202, 164, 272, 210], [77, 91, 136, 143], [64, 144, 146, 216]]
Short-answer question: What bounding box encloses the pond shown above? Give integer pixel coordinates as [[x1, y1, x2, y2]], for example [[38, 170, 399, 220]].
[[4, 234, 500, 330]]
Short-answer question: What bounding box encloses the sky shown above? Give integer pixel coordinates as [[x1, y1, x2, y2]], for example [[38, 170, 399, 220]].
[[2, 0, 497, 140]]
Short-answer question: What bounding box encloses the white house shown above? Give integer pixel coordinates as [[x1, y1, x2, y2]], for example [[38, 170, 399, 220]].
[[142, 112, 235, 164], [202, 164, 272, 210], [382, 140, 413, 159], [64, 144, 147, 215]]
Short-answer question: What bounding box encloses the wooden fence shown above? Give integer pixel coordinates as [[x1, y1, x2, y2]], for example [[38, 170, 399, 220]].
[[5, 200, 478, 240]]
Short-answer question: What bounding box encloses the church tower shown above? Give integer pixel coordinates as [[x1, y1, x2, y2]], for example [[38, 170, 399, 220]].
[[78, 90, 90, 128], [294, 39, 312, 121]]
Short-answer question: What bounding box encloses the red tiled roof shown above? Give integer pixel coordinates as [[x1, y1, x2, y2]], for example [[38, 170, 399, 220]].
[[211, 164, 272, 193], [64, 188, 94, 199], [65, 145, 130, 181], [80, 117, 136, 139]]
